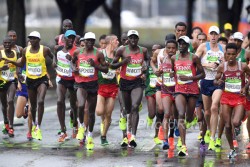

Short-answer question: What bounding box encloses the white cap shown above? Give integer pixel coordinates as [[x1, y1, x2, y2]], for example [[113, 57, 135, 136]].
[[208, 26, 220, 34], [83, 32, 96, 40], [28, 31, 41, 39], [127, 30, 139, 37], [233, 32, 244, 41], [177, 36, 190, 44]]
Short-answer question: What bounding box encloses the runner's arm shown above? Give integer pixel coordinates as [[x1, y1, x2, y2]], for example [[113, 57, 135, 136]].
[[213, 64, 224, 86], [190, 55, 205, 81]]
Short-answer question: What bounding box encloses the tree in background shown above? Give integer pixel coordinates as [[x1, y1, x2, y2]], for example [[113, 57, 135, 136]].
[[55, 0, 105, 36], [7, 0, 26, 47], [103, 0, 121, 40], [186, 0, 195, 37], [218, 0, 243, 32]]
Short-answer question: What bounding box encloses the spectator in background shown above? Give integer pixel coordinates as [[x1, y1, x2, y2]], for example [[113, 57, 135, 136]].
[[221, 23, 233, 40]]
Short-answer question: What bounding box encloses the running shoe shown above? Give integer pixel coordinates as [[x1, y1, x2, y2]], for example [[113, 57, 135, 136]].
[[234, 127, 241, 137], [119, 118, 127, 131], [101, 136, 109, 146], [27, 132, 32, 140], [147, 116, 153, 127], [58, 132, 68, 142], [86, 137, 94, 150], [200, 140, 206, 151], [233, 140, 238, 148], [168, 137, 175, 149], [31, 125, 36, 139], [36, 129, 42, 140], [8, 128, 14, 137], [204, 130, 210, 144], [227, 149, 237, 158], [215, 138, 222, 147], [177, 137, 182, 147], [178, 145, 187, 156], [72, 126, 78, 139], [120, 137, 128, 148], [197, 134, 202, 140], [208, 139, 215, 151], [157, 126, 164, 140], [191, 117, 198, 127], [129, 136, 137, 148], [162, 140, 169, 150], [76, 127, 85, 140], [246, 141, 250, 149], [2, 123, 9, 135], [100, 122, 104, 135], [154, 137, 162, 145], [127, 132, 131, 141], [174, 128, 180, 137], [23, 104, 29, 119], [185, 120, 192, 129]]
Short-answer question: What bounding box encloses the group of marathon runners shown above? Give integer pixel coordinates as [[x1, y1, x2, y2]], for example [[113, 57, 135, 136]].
[[0, 19, 250, 158]]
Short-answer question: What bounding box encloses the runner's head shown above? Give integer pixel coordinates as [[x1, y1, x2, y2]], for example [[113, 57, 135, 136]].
[[225, 43, 237, 63], [177, 36, 190, 54], [62, 19, 73, 33], [224, 23, 233, 38], [166, 39, 178, 57], [28, 31, 41, 46], [127, 30, 139, 47], [233, 32, 244, 49], [197, 32, 207, 46], [64, 30, 76, 47], [3, 36, 12, 51], [151, 44, 161, 55], [83, 32, 96, 49], [106, 34, 119, 50], [99, 34, 107, 49], [121, 31, 128, 46], [191, 27, 203, 41], [208, 26, 220, 44], [7, 30, 17, 45], [218, 37, 228, 45], [175, 22, 187, 40]]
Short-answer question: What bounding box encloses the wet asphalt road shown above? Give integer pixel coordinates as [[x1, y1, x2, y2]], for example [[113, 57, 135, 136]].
[[0, 89, 250, 167]]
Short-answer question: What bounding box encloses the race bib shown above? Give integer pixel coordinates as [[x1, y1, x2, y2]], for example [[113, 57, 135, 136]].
[[149, 74, 157, 88], [177, 70, 193, 84], [101, 68, 116, 80], [126, 64, 142, 77], [27, 63, 42, 76], [225, 79, 241, 93], [79, 63, 95, 77], [163, 73, 175, 86], [1, 65, 15, 81], [56, 61, 72, 77]]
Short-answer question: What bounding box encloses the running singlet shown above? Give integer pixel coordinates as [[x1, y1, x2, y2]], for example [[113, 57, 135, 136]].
[[223, 62, 245, 93], [75, 48, 99, 83], [0, 50, 17, 81], [56, 45, 76, 80], [161, 56, 175, 87], [26, 45, 47, 79], [236, 48, 246, 63], [156, 48, 165, 85], [58, 34, 65, 46], [175, 53, 199, 94], [98, 49, 116, 84], [120, 46, 144, 80], [201, 42, 224, 80]]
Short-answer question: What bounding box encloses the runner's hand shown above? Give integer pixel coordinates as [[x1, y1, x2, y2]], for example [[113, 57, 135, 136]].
[[88, 58, 95, 67], [240, 88, 246, 96], [179, 75, 190, 81], [1, 64, 9, 70], [122, 56, 131, 64], [48, 80, 53, 88], [65, 54, 72, 61], [154, 69, 163, 77]]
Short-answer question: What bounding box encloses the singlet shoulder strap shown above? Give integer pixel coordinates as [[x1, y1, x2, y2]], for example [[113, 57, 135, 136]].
[[93, 47, 97, 56], [206, 42, 210, 51], [79, 47, 84, 54], [218, 43, 223, 52], [138, 45, 142, 53], [224, 62, 227, 72], [175, 53, 179, 60], [238, 61, 242, 71], [125, 45, 130, 54], [189, 52, 193, 60], [240, 48, 245, 58]]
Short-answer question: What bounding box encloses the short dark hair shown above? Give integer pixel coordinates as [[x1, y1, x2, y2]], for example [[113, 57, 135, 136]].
[[192, 27, 203, 33], [226, 43, 237, 51], [166, 39, 178, 47], [99, 34, 106, 41], [218, 37, 228, 44], [175, 22, 187, 29], [165, 33, 176, 41], [197, 32, 207, 39]]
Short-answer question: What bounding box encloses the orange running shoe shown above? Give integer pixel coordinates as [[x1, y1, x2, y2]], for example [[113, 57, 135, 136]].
[[58, 133, 68, 142], [158, 126, 164, 140], [8, 128, 14, 137], [168, 137, 175, 150], [127, 132, 132, 141]]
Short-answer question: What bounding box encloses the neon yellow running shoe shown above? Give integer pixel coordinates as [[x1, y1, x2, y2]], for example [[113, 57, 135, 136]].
[[147, 116, 153, 127], [120, 137, 128, 148], [185, 120, 192, 129], [76, 127, 85, 140], [215, 138, 222, 147], [154, 137, 162, 145], [208, 139, 215, 151], [191, 117, 198, 127], [31, 125, 36, 139], [86, 137, 94, 150], [139, 103, 143, 112], [177, 137, 182, 147], [204, 130, 210, 144], [197, 134, 202, 140], [36, 129, 42, 140], [178, 145, 187, 156], [119, 118, 127, 131]]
